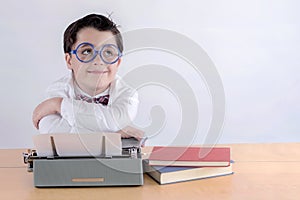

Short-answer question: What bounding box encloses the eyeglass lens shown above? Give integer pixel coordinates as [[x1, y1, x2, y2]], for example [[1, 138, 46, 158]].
[[76, 43, 120, 64]]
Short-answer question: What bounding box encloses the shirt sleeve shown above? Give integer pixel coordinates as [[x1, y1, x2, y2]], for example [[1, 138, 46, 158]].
[[60, 91, 139, 132], [38, 114, 72, 133]]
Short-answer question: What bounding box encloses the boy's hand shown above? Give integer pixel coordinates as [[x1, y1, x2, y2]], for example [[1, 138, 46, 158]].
[[32, 97, 63, 129], [117, 126, 144, 141]]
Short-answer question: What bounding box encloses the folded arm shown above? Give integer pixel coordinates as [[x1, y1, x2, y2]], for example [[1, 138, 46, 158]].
[[32, 97, 63, 129], [32, 93, 142, 138]]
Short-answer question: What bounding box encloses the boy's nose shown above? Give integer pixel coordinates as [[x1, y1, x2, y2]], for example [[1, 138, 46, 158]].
[[93, 54, 105, 65]]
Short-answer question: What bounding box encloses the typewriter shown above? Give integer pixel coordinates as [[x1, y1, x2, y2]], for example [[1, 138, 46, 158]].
[[23, 133, 147, 187]]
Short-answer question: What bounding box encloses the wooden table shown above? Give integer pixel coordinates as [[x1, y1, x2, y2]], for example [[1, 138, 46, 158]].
[[1, 143, 300, 200]]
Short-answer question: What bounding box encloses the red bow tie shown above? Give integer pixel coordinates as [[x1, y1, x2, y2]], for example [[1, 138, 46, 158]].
[[76, 94, 109, 106]]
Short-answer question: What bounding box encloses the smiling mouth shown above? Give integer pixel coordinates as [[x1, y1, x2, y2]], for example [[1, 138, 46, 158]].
[[87, 70, 109, 74]]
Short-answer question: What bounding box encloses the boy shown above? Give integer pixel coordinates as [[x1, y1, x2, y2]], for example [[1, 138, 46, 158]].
[[32, 14, 143, 139]]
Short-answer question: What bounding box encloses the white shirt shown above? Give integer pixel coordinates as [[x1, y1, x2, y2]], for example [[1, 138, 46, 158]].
[[39, 73, 139, 133]]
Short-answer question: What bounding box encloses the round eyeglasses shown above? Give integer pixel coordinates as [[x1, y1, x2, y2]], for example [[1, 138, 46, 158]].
[[70, 42, 122, 64]]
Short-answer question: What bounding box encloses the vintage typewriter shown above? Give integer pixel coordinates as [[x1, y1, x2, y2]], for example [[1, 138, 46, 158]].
[[23, 133, 147, 187]]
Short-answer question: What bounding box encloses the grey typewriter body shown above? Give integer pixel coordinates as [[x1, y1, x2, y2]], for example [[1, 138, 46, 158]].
[[23, 137, 146, 187]]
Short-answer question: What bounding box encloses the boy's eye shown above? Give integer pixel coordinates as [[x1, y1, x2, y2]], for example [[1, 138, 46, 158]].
[[103, 50, 114, 57], [80, 47, 93, 55]]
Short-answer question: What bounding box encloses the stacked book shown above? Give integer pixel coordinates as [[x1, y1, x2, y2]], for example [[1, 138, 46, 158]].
[[143, 146, 233, 184]]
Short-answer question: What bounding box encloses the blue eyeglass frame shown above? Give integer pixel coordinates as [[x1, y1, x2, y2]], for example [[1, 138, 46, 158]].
[[69, 42, 122, 64]]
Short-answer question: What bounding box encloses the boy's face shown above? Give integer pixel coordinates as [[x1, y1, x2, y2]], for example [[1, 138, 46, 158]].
[[65, 27, 121, 96]]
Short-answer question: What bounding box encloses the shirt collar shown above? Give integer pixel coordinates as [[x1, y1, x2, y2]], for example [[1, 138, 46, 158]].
[[73, 80, 110, 98]]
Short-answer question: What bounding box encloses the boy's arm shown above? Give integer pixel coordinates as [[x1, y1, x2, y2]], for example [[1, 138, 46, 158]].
[[59, 92, 139, 132], [38, 114, 73, 133], [32, 92, 140, 136], [32, 97, 63, 129], [116, 126, 145, 141]]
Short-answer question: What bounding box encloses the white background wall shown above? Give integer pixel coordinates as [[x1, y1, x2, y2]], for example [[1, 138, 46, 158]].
[[1, 0, 299, 148]]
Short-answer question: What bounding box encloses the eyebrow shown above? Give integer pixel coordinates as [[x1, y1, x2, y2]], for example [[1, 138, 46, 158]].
[[79, 43, 117, 47], [79, 44, 93, 48]]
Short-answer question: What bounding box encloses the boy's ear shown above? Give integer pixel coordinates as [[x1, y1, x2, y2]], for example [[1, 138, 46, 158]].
[[116, 58, 122, 68], [65, 53, 72, 70]]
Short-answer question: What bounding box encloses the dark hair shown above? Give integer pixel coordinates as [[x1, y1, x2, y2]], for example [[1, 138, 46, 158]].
[[63, 14, 123, 53]]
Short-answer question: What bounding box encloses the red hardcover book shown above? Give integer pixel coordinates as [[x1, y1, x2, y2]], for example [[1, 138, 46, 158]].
[[148, 146, 230, 167]]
